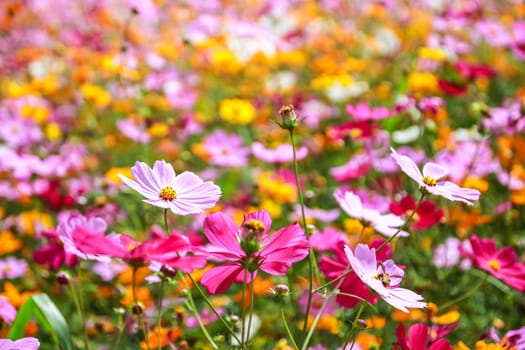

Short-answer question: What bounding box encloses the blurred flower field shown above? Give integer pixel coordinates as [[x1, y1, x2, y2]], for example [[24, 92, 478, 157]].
[[1, 0, 525, 349]]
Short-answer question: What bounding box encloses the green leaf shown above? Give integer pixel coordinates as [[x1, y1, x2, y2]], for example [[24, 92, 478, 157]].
[[8, 293, 74, 350]]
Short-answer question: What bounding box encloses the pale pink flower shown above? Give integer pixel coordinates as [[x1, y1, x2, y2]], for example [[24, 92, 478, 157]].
[[334, 190, 408, 238], [203, 130, 249, 167], [251, 142, 308, 163], [0, 337, 40, 350], [345, 244, 426, 313], [391, 147, 480, 205], [118, 160, 221, 215]]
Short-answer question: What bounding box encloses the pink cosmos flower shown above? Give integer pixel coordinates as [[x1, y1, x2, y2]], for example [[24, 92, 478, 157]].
[[251, 142, 308, 164], [334, 190, 408, 238], [394, 323, 453, 350], [467, 235, 525, 292], [390, 147, 480, 205], [0, 297, 16, 324], [118, 160, 221, 215], [203, 130, 249, 167], [346, 102, 392, 121], [319, 238, 392, 309], [0, 337, 40, 350], [72, 227, 206, 273], [200, 209, 309, 294], [345, 244, 426, 313]]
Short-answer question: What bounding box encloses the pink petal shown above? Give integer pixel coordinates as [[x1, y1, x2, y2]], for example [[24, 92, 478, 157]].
[[407, 323, 429, 350], [422, 162, 449, 180], [203, 212, 244, 257], [243, 210, 272, 237], [200, 263, 245, 294], [152, 160, 176, 188], [391, 148, 423, 184], [334, 190, 364, 219], [72, 226, 128, 259]]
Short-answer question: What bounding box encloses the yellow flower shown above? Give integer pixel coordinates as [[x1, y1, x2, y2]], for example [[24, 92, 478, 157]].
[[105, 167, 133, 186], [45, 122, 62, 141], [219, 98, 256, 125], [19, 211, 53, 236], [418, 47, 448, 61], [408, 72, 439, 94], [0, 230, 22, 255], [210, 48, 242, 74], [81, 83, 112, 108]]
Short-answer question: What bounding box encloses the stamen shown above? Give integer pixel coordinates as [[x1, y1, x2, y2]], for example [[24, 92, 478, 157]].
[[159, 187, 177, 201], [243, 219, 265, 236], [487, 259, 500, 271], [422, 176, 437, 187]]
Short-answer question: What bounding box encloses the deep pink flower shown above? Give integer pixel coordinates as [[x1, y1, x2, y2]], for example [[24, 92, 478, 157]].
[[119, 160, 221, 215], [394, 323, 453, 350], [33, 229, 79, 270], [72, 227, 206, 273], [467, 235, 525, 292], [200, 209, 309, 294], [346, 102, 392, 121], [0, 337, 40, 350], [391, 148, 480, 205], [319, 239, 391, 309], [335, 190, 408, 238], [390, 195, 443, 230], [345, 244, 426, 313]]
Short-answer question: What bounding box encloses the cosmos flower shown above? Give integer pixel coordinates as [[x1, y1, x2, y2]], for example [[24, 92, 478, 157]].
[[251, 142, 308, 164], [394, 323, 453, 350], [467, 235, 525, 292], [389, 195, 443, 230], [203, 129, 249, 167], [391, 147, 481, 205], [200, 209, 309, 294], [334, 190, 409, 238], [118, 160, 221, 215], [345, 244, 426, 313]]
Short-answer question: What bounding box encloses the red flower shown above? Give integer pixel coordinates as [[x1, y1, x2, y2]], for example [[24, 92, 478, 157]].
[[390, 195, 443, 230], [468, 235, 525, 292], [33, 229, 78, 270], [394, 323, 453, 350]]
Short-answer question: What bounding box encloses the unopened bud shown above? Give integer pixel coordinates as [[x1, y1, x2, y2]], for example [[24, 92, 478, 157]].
[[229, 315, 240, 324], [278, 105, 299, 131], [274, 284, 290, 296], [131, 302, 144, 315], [357, 319, 368, 328], [160, 265, 178, 278], [56, 271, 71, 286]]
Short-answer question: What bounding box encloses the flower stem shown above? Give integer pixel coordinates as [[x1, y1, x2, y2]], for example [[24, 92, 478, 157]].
[[279, 297, 299, 350], [246, 272, 255, 349], [289, 129, 320, 348], [439, 272, 488, 311], [163, 208, 169, 234], [241, 271, 247, 349], [341, 297, 369, 350], [156, 280, 164, 350], [377, 193, 425, 252], [69, 276, 91, 350], [185, 272, 242, 345], [132, 266, 151, 350]]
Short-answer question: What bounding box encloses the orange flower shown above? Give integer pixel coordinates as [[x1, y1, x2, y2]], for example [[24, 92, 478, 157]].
[[0, 230, 22, 255], [140, 326, 182, 349]]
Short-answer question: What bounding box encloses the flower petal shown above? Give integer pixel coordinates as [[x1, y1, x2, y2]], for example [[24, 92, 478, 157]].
[[391, 148, 423, 185], [422, 162, 449, 180]]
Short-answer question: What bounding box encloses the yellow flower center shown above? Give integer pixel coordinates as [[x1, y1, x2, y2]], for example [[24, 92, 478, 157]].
[[487, 259, 500, 271], [374, 273, 391, 288], [159, 187, 177, 201], [422, 176, 437, 187], [243, 219, 265, 236]]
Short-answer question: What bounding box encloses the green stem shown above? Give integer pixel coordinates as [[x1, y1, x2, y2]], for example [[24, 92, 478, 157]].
[[69, 280, 91, 350], [289, 130, 320, 348], [342, 298, 369, 350], [279, 297, 299, 350], [182, 279, 218, 349], [156, 280, 164, 350], [185, 273, 242, 345], [241, 271, 247, 349], [246, 272, 255, 349], [132, 266, 151, 350], [163, 208, 169, 234], [377, 193, 426, 252], [439, 273, 488, 311]]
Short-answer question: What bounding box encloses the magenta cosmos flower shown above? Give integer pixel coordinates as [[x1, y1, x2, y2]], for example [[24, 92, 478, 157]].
[[335, 190, 408, 238], [0, 337, 40, 350], [345, 244, 426, 313], [391, 148, 480, 205], [394, 323, 452, 350], [467, 235, 525, 292], [119, 160, 221, 215], [200, 209, 310, 294]]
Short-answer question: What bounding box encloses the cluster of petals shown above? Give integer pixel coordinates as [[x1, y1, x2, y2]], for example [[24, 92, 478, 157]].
[[118, 160, 221, 215], [391, 147, 481, 205], [334, 189, 409, 238], [71, 226, 206, 273], [466, 235, 525, 292], [394, 323, 453, 350], [200, 209, 309, 294], [346, 102, 393, 121], [345, 243, 427, 313], [0, 337, 40, 350], [251, 142, 308, 164]]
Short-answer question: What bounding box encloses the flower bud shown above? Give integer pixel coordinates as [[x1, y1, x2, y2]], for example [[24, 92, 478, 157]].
[[56, 271, 71, 286], [160, 265, 178, 278], [131, 302, 144, 315], [277, 105, 298, 131], [274, 284, 290, 296]]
